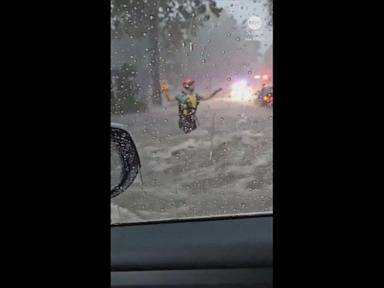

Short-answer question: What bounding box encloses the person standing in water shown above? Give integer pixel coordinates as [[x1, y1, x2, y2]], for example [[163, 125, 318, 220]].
[[161, 78, 222, 134]]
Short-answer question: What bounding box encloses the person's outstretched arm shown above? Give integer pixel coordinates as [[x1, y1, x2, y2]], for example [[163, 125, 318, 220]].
[[161, 82, 177, 101], [199, 88, 223, 101]]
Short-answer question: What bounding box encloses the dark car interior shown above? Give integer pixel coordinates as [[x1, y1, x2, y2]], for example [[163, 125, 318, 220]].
[[111, 214, 272, 288]]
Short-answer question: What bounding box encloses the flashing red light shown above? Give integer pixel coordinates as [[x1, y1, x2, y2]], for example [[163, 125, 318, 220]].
[[263, 95, 272, 103]]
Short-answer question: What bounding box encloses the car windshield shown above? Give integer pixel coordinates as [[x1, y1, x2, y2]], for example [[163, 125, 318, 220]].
[[111, 0, 273, 224]]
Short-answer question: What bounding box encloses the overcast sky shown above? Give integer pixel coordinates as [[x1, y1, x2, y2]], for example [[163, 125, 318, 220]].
[[216, 0, 272, 52], [216, 0, 268, 23], [111, 0, 272, 68]]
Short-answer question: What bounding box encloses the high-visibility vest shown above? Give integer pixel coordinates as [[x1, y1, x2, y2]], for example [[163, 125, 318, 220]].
[[179, 93, 199, 116]]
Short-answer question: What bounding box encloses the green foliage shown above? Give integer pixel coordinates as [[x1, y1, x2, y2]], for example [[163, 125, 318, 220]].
[[111, 0, 223, 106], [111, 64, 147, 114], [111, 0, 222, 46]]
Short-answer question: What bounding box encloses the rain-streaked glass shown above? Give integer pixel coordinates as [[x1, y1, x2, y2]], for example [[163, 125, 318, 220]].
[[111, 0, 273, 224]]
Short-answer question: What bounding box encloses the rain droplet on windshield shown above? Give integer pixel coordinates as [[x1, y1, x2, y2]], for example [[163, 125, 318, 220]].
[[235, 37, 240, 41], [227, 77, 231, 81]]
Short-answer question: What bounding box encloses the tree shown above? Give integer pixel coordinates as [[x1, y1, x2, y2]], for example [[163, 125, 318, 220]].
[[111, 63, 147, 114], [111, 0, 223, 105], [266, 0, 272, 27]]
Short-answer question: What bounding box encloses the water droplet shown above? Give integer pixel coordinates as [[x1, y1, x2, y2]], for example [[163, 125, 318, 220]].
[[241, 202, 246, 209], [221, 50, 226, 54], [235, 37, 240, 41], [227, 77, 231, 81], [248, 71, 252, 75]]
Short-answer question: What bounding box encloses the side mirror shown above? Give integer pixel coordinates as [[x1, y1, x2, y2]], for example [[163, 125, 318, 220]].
[[111, 123, 141, 199]]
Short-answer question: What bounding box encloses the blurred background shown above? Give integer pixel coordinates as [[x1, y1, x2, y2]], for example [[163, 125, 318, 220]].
[[111, 0, 273, 224]]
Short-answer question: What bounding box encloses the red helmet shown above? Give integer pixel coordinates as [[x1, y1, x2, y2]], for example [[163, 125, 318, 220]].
[[182, 78, 195, 89]]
